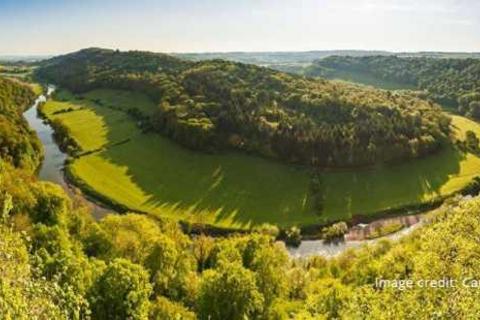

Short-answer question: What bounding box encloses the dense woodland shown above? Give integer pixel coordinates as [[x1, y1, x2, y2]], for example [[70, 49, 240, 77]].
[[306, 56, 480, 117], [2, 76, 480, 318], [0, 77, 41, 171], [36, 48, 452, 168]]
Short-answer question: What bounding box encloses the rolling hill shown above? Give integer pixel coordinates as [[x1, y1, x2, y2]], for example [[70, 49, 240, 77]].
[[37, 48, 452, 169]]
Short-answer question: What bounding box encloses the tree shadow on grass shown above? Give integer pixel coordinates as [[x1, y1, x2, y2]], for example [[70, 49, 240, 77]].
[[97, 133, 464, 228], [97, 134, 314, 228], [321, 146, 465, 221]]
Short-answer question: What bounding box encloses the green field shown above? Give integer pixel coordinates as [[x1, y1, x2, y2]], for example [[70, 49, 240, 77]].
[[325, 70, 416, 90], [42, 89, 480, 229]]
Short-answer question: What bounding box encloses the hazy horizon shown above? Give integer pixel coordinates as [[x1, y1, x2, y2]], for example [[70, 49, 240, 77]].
[[1, 0, 479, 55], [2, 48, 480, 59]]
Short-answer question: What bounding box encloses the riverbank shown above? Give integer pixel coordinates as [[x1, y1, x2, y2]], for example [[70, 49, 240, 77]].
[[287, 219, 425, 258], [23, 86, 112, 220]]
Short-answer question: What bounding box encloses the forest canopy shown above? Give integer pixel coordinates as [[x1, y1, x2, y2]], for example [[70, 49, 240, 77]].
[[0, 77, 41, 171], [36, 48, 452, 168], [306, 55, 480, 118]]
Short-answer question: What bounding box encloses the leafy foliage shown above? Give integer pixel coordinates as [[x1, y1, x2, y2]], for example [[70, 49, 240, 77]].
[[89, 258, 152, 320], [197, 261, 264, 320], [0, 77, 41, 171], [321, 221, 348, 241]]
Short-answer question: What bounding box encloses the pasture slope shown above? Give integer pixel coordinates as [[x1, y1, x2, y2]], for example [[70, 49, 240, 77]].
[[41, 89, 480, 230]]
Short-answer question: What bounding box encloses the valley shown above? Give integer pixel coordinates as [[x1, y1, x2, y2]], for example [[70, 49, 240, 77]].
[[38, 87, 480, 230], [3, 0, 480, 318]]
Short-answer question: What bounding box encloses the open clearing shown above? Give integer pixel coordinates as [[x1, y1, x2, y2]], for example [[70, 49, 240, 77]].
[[42, 89, 480, 229], [323, 70, 417, 90]]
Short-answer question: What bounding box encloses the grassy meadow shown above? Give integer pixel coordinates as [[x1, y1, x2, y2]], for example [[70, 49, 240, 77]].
[[42, 89, 480, 229], [324, 70, 416, 90]]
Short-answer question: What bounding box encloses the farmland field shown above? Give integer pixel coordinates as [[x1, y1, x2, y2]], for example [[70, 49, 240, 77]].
[[43, 89, 480, 229]]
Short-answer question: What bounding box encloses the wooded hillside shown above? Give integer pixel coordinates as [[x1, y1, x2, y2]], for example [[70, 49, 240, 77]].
[[306, 56, 480, 117], [37, 48, 451, 168], [0, 77, 41, 171]]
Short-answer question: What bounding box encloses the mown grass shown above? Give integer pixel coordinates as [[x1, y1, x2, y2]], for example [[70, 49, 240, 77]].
[[70, 137, 314, 228], [43, 90, 143, 151], [321, 145, 480, 217], [44, 89, 480, 229], [85, 89, 157, 115]]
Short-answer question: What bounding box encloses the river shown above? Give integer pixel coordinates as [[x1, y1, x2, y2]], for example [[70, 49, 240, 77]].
[[23, 87, 424, 258], [23, 87, 110, 220], [287, 218, 423, 258]]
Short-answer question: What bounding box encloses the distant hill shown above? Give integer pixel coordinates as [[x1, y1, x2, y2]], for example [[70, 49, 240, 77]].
[[0, 55, 52, 63], [175, 50, 390, 65], [36, 48, 451, 168], [306, 55, 480, 117], [175, 50, 480, 74], [175, 50, 480, 64]]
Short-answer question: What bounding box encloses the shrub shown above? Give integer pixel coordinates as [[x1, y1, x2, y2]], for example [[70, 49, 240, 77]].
[[321, 222, 348, 242], [253, 223, 280, 239], [285, 227, 302, 247]]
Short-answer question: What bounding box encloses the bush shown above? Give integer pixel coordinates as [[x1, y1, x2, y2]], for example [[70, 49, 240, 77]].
[[321, 222, 348, 242], [365, 222, 404, 240], [253, 223, 280, 239], [285, 227, 302, 247]]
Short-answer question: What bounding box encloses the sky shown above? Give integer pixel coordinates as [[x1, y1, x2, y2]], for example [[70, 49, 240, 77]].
[[0, 0, 479, 55]]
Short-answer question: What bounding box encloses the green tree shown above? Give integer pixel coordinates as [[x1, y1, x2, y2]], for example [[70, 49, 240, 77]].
[[250, 245, 289, 309], [192, 235, 215, 272], [197, 262, 264, 320], [150, 296, 196, 320], [32, 182, 69, 226], [144, 234, 197, 303], [89, 258, 152, 320], [305, 278, 352, 319], [96, 213, 162, 263]]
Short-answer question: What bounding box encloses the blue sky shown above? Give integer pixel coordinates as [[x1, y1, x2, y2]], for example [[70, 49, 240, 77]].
[[0, 0, 479, 54]]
